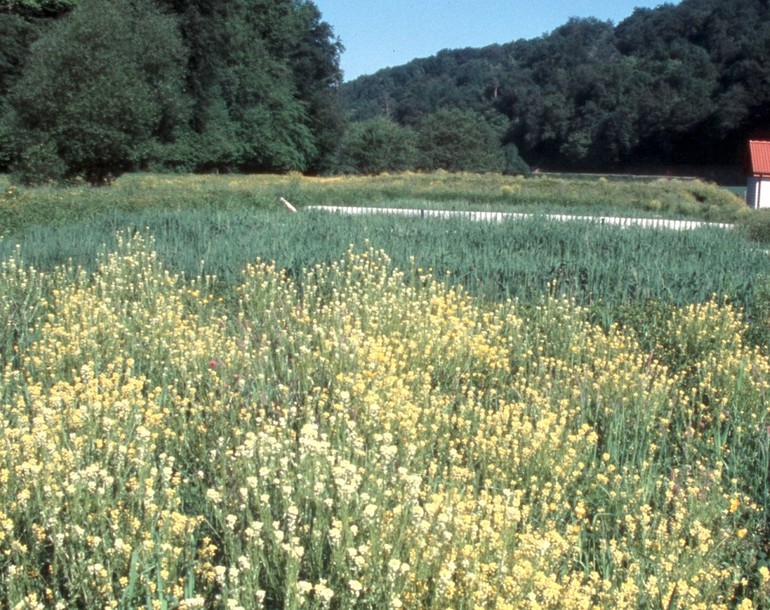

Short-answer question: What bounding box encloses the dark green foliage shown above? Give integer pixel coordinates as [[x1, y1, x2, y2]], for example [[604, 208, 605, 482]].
[[166, 0, 341, 173], [501, 143, 530, 175], [1, 0, 342, 180], [416, 109, 506, 173], [13, 139, 67, 185], [3, 0, 76, 17], [745, 278, 770, 348], [336, 118, 417, 174], [9, 0, 188, 185], [172, 1, 307, 172], [735, 209, 770, 244], [340, 0, 770, 176], [5, 0, 768, 179], [287, 0, 346, 174], [0, 104, 19, 172], [0, 14, 36, 97], [0, 14, 37, 170]]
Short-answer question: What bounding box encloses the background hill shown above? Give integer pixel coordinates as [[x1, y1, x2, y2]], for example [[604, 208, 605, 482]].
[[339, 0, 770, 181], [1, 0, 769, 182]]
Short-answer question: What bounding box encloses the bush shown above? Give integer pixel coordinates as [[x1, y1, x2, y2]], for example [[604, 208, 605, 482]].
[[735, 209, 770, 244], [416, 109, 505, 173], [502, 143, 531, 175], [13, 138, 67, 185], [336, 118, 417, 174]]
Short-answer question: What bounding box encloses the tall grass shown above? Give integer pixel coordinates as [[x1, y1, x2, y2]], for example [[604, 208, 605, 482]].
[[1, 209, 767, 321], [1, 172, 769, 608]]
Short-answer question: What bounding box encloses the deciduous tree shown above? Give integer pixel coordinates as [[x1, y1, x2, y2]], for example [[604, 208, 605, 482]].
[[166, 0, 339, 173], [2, 0, 76, 17], [336, 118, 416, 174], [10, 0, 188, 184], [417, 109, 503, 173]]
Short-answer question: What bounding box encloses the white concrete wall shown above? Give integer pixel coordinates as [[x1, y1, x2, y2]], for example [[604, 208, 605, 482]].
[[305, 206, 734, 231], [747, 176, 770, 209]]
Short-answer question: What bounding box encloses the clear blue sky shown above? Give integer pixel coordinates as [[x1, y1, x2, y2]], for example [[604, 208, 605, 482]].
[[313, 1, 679, 81]]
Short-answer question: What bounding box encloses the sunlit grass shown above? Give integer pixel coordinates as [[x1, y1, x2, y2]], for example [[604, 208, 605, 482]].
[[0, 172, 767, 608], [1, 209, 768, 334], [0, 171, 749, 237]]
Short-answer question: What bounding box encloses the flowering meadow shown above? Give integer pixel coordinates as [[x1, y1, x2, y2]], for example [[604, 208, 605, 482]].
[[1, 231, 770, 609]]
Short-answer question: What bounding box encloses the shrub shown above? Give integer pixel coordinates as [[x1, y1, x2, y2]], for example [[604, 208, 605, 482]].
[[735, 209, 770, 244]]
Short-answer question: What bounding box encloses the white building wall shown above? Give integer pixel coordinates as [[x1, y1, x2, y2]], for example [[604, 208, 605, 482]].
[[747, 176, 770, 209]]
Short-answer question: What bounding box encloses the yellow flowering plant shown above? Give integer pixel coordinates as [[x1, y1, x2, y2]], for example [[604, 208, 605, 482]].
[[0, 232, 768, 609]]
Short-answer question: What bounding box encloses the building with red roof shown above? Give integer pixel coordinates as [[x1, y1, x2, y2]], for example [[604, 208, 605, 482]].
[[747, 140, 770, 208]]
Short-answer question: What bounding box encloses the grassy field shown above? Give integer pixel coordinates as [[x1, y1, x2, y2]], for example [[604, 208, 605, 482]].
[[1, 210, 768, 324], [0, 171, 763, 318], [1, 172, 770, 609], [0, 171, 750, 236]]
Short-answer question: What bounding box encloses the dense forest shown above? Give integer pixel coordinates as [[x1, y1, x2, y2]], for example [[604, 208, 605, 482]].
[[0, 0, 769, 183], [0, 0, 344, 183], [340, 0, 770, 181]]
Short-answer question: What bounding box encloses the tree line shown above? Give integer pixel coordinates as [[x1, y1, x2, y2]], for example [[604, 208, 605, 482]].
[[1, 0, 769, 184], [0, 0, 345, 184], [340, 0, 770, 179]]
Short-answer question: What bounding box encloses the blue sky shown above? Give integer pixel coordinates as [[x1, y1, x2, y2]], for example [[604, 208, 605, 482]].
[[313, 1, 679, 81]]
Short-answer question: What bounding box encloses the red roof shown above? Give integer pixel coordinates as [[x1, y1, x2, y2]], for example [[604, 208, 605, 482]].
[[749, 140, 770, 175]]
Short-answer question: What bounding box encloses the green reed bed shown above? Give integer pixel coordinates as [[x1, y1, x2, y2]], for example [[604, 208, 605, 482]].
[[1, 208, 767, 317]]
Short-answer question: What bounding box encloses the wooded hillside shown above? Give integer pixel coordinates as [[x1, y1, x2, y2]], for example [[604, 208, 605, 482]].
[[340, 0, 770, 179], [1, 0, 768, 182]]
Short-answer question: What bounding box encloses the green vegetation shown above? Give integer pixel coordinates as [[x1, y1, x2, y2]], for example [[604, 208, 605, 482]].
[[10, 0, 187, 185], [415, 109, 509, 173], [1, 234, 770, 607], [734, 209, 770, 245], [0, 171, 769, 607], [0, 0, 343, 182], [0, 172, 748, 237], [4, 208, 766, 314], [335, 118, 418, 175], [341, 0, 770, 176], [0, 173, 765, 342], [2, 0, 769, 180], [1, 0, 770, 602]]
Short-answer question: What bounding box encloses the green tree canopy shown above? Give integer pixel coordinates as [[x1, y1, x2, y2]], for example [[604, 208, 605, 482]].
[[0, 13, 35, 168], [166, 0, 341, 173], [10, 0, 188, 184], [3, 0, 76, 17], [0, 13, 35, 97], [336, 118, 417, 174], [288, 0, 345, 173], [340, 0, 770, 175], [1, 0, 343, 180], [417, 109, 504, 173]]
